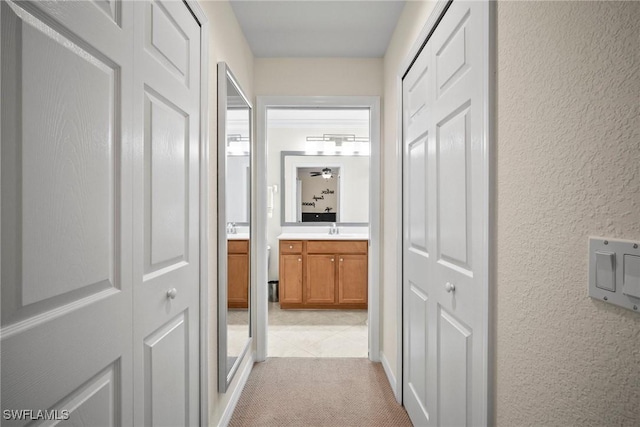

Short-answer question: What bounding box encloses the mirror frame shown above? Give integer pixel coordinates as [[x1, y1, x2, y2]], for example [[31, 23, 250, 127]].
[[217, 62, 252, 393], [280, 151, 370, 226]]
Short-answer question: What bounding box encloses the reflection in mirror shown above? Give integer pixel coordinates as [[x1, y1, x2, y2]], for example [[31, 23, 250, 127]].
[[282, 152, 369, 224], [218, 62, 251, 392]]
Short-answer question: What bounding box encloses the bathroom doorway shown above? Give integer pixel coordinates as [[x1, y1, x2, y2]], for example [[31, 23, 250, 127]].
[[255, 97, 381, 362]]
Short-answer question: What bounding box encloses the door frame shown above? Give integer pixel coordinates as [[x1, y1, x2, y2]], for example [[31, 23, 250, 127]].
[[180, 1, 210, 426], [255, 96, 381, 362], [395, 0, 495, 421]]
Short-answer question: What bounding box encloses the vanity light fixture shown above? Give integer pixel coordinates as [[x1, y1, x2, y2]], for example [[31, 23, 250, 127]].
[[306, 134, 369, 155], [306, 133, 369, 145], [227, 133, 250, 155]]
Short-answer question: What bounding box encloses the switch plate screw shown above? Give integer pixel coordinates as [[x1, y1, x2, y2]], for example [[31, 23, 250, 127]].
[[603, 296, 608, 301], [634, 244, 638, 249], [604, 240, 609, 245]]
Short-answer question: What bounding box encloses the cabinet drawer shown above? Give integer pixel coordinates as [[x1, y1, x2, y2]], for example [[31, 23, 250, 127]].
[[228, 239, 249, 254], [306, 240, 367, 254], [280, 241, 303, 254]]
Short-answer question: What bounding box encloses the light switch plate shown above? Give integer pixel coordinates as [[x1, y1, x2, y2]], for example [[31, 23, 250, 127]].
[[589, 237, 640, 313]]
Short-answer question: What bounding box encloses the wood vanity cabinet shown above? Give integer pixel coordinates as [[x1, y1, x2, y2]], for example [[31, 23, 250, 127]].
[[279, 240, 367, 309], [228, 240, 249, 308]]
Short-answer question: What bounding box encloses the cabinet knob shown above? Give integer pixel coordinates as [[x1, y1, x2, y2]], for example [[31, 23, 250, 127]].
[[289, 245, 293, 249], [340, 258, 344, 262], [166, 288, 178, 299], [298, 258, 301, 262], [331, 258, 334, 262], [445, 282, 456, 293]]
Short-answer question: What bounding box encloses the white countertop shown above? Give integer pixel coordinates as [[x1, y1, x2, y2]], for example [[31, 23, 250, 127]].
[[227, 233, 250, 240], [277, 233, 368, 241]]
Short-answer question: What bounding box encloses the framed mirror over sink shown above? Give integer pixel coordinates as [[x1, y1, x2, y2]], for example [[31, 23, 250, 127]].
[[281, 151, 369, 226], [217, 62, 252, 393]]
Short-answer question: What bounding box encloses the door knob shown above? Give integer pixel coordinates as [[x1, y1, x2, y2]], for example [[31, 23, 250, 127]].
[[445, 282, 455, 293], [166, 288, 178, 299]]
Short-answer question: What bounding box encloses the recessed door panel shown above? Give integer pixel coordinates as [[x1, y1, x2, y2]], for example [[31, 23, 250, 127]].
[[144, 313, 188, 427], [408, 135, 428, 254], [407, 284, 429, 420], [54, 363, 121, 427], [438, 308, 471, 427], [92, 0, 121, 26], [437, 103, 471, 272], [146, 0, 189, 84], [436, 9, 470, 96], [144, 89, 189, 274], [1, 1, 119, 322], [406, 64, 429, 144]]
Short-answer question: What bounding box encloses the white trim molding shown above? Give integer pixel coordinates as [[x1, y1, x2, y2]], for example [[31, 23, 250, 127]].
[[255, 96, 381, 363], [380, 351, 398, 401], [182, 1, 210, 425], [217, 352, 256, 427]]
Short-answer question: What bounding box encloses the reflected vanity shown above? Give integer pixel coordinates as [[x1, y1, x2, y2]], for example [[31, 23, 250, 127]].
[[218, 62, 252, 392]]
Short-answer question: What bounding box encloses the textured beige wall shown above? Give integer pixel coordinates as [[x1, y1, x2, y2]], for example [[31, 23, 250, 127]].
[[495, 1, 640, 425], [254, 58, 383, 96], [200, 1, 255, 425], [380, 0, 436, 385]]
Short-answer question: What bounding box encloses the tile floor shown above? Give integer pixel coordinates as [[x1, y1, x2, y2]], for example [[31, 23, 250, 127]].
[[267, 302, 368, 358]]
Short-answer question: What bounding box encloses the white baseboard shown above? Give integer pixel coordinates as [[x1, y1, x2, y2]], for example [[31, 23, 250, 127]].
[[380, 351, 400, 403], [218, 352, 255, 427]]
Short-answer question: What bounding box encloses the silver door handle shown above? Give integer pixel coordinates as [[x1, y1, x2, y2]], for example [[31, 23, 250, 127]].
[[445, 282, 455, 293], [167, 288, 178, 299]]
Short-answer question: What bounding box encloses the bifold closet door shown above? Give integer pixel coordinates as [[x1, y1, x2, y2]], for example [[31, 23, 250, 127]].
[[1, 1, 202, 425], [402, 1, 490, 426]]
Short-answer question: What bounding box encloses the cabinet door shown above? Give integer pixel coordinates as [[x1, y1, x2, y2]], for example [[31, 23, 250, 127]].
[[338, 254, 368, 304], [306, 254, 336, 304], [280, 254, 303, 303], [228, 253, 249, 308]]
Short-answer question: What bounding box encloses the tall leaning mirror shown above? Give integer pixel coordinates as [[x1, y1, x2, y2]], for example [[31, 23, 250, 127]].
[[218, 62, 252, 393]]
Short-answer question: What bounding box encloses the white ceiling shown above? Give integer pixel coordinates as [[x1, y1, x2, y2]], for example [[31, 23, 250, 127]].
[[229, 0, 406, 58]]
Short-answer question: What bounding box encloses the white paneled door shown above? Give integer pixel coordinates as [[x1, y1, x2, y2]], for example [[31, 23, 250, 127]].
[[132, 1, 201, 425], [402, 1, 490, 426], [1, 1, 201, 425]]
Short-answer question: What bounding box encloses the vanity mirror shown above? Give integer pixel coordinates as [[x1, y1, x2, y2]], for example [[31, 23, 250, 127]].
[[217, 62, 252, 392], [281, 152, 369, 225]]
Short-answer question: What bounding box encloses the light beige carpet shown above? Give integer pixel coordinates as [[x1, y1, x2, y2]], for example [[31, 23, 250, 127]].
[[229, 358, 413, 427]]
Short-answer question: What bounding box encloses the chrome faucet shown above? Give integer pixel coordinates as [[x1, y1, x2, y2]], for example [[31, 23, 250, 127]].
[[329, 223, 339, 235]]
